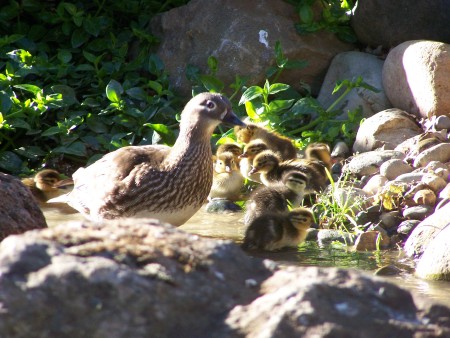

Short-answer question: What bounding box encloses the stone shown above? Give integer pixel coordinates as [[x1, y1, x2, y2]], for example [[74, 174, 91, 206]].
[[379, 211, 403, 230], [402, 205, 434, 221], [205, 199, 242, 213], [0, 173, 47, 241], [351, 1, 450, 48], [362, 174, 388, 196], [354, 230, 390, 251], [225, 266, 450, 338], [382, 40, 450, 119], [404, 202, 450, 257], [414, 143, 450, 168], [424, 161, 450, 181], [397, 220, 421, 236], [150, 0, 354, 97], [317, 229, 354, 247], [416, 224, 450, 281], [353, 109, 422, 153], [434, 115, 450, 131], [439, 183, 450, 199], [331, 141, 351, 160], [412, 189, 436, 207], [421, 173, 447, 193], [343, 150, 405, 177], [392, 173, 426, 184], [374, 265, 402, 276], [379, 159, 413, 181], [317, 52, 392, 119]]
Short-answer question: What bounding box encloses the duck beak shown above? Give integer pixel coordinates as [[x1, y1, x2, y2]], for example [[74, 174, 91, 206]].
[[221, 109, 246, 127]]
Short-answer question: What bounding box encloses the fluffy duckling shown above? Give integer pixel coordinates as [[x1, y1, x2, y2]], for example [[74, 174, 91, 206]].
[[249, 150, 328, 193], [238, 140, 269, 183], [244, 170, 308, 225], [53, 93, 245, 225], [216, 143, 242, 163], [208, 151, 244, 201], [241, 207, 314, 251], [21, 169, 74, 203], [234, 123, 297, 160], [305, 142, 332, 171]]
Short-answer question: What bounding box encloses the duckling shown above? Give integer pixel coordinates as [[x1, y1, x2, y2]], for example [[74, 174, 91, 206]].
[[216, 142, 242, 163], [241, 207, 314, 251], [234, 123, 297, 160], [305, 142, 332, 171], [52, 93, 245, 225], [208, 151, 244, 201], [238, 140, 269, 183], [21, 169, 74, 203], [244, 170, 308, 225], [249, 150, 328, 193]]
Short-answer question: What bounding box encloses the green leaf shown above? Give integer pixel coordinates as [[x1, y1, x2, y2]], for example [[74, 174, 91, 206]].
[[299, 5, 314, 24], [268, 99, 295, 114], [268, 83, 290, 95], [63, 3, 78, 16], [42, 126, 64, 136], [244, 101, 258, 120], [52, 142, 87, 157], [83, 16, 101, 36], [71, 28, 89, 48], [239, 86, 264, 105], [57, 49, 72, 63], [207, 56, 218, 74], [148, 81, 162, 95], [199, 74, 224, 93], [106, 79, 123, 103], [0, 151, 23, 173], [126, 87, 148, 101], [52, 85, 78, 105], [83, 50, 97, 63], [144, 123, 176, 144], [13, 84, 42, 95], [0, 91, 12, 114]]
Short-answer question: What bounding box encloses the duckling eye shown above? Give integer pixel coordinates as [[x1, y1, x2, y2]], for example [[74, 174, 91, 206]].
[[206, 100, 216, 109]]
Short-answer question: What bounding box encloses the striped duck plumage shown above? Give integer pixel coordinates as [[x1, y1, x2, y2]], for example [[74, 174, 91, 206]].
[[21, 169, 74, 203], [244, 170, 308, 226], [242, 207, 314, 251], [234, 122, 298, 161], [208, 151, 244, 201], [57, 92, 245, 225]]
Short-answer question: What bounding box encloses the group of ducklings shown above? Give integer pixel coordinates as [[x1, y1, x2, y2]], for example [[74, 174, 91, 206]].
[[209, 122, 334, 252]]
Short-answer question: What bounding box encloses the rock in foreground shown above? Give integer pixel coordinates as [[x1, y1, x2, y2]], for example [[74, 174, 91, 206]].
[[0, 219, 448, 338]]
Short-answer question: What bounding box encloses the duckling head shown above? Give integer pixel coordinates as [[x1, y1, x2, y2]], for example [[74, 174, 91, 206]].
[[180, 93, 245, 138], [214, 151, 239, 173], [305, 142, 332, 169], [216, 143, 242, 159], [234, 123, 258, 143], [239, 140, 268, 159], [248, 150, 281, 175], [288, 207, 315, 231], [34, 169, 66, 192], [281, 170, 308, 194]]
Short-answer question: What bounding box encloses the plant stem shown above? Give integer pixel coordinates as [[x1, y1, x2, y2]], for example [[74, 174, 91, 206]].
[[326, 87, 352, 112]]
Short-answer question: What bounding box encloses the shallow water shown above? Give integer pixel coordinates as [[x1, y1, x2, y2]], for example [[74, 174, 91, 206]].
[[42, 204, 450, 308]]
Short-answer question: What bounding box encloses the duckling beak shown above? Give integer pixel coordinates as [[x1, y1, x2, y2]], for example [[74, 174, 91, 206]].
[[248, 167, 258, 175], [238, 153, 248, 159], [225, 166, 231, 172], [221, 109, 246, 127]]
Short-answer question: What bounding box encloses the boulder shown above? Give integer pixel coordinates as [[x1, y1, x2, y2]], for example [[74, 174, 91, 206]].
[[150, 0, 354, 97], [413, 143, 450, 168], [0, 219, 449, 337], [379, 158, 413, 181], [416, 224, 450, 281], [404, 202, 450, 258], [351, 0, 450, 48], [353, 109, 422, 153], [343, 150, 405, 177], [0, 173, 47, 241], [317, 52, 392, 119], [382, 40, 450, 119]]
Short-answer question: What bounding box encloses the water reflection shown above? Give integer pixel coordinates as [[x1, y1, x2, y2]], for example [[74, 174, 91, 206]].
[[42, 204, 450, 307]]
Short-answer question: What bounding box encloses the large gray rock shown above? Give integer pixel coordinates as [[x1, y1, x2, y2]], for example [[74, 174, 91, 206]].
[[416, 224, 450, 281], [353, 109, 422, 153], [351, 0, 450, 48], [0, 219, 448, 338], [383, 40, 450, 119], [150, 0, 354, 97], [404, 202, 450, 258], [0, 173, 47, 241], [343, 150, 405, 177], [317, 52, 392, 119]]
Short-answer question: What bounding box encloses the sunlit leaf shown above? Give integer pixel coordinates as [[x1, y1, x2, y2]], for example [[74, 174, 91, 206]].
[[239, 86, 264, 105], [106, 79, 123, 103]]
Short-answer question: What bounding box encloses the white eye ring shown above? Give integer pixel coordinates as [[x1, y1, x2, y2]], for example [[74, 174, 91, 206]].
[[206, 100, 216, 109]]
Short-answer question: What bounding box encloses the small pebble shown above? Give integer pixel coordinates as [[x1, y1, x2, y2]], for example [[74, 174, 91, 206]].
[[402, 205, 433, 221]]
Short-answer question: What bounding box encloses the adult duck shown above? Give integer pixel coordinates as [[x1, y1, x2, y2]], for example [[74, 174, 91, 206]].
[[57, 93, 245, 225]]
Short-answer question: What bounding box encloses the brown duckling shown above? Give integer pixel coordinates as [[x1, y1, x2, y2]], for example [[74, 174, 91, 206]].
[[305, 142, 332, 171], [216, 142, 242, 163], [244, 170, 308, 225], [241, 207, 315, 251], [249, 150, 328, 193], [53, 93, 245, 225], [234, 123, 297, 160], [238, 140, 269, 183], [208, 151, 244, 201], [21, 169, 74, 203]]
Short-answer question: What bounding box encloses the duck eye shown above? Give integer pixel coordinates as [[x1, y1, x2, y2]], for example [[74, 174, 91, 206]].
[[206, 100, 216, 109]]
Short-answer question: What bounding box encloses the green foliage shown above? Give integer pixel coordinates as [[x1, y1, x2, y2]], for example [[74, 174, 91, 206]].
[[0, 0, 188, 174], [287, 0, 357, 42]]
